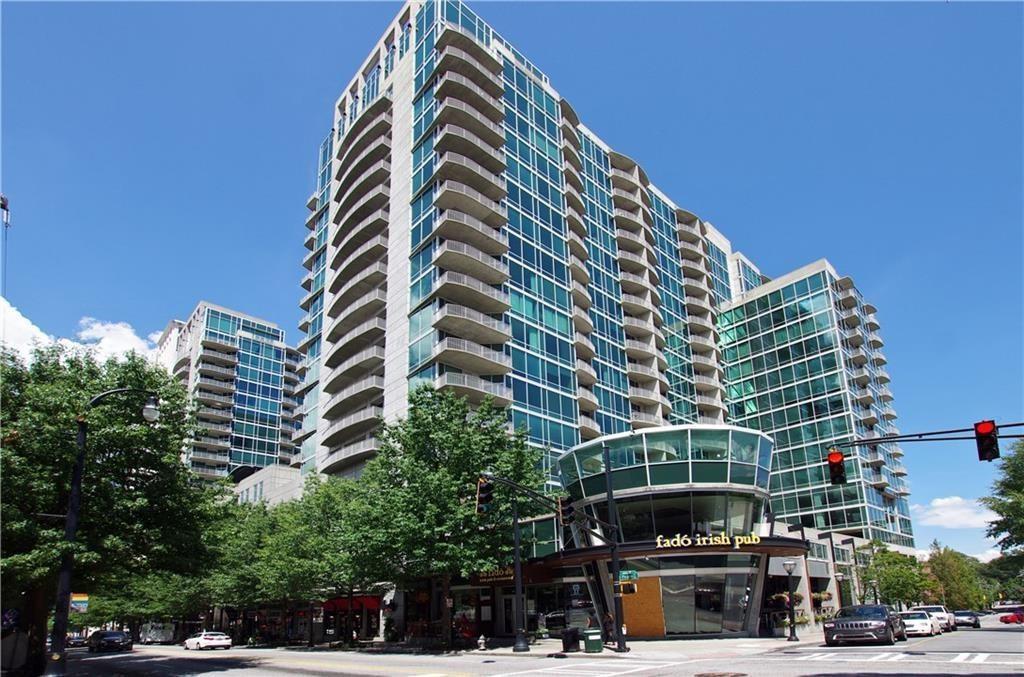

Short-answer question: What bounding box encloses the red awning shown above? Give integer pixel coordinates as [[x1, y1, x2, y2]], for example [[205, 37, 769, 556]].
[[322, 595, 381, 612]]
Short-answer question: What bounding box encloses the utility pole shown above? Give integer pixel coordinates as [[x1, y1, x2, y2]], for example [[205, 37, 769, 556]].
[[601, 443, 627, 653]]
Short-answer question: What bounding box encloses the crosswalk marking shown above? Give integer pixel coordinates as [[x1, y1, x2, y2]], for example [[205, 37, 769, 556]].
[[951, 653, 971, 662], [866, 653, 891, 661], [970, 653, 990, 663], [884, 653, 909, 661], [795, 652, 836, 661]]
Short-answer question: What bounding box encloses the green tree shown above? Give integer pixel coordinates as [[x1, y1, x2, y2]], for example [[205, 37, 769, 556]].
[[1, 345, 224, 673], [980, 438, 1024, 554], [872, 549, 928, 607], [925, 540, 985, 609], [343, 386, 542, 647], [977, 552, 1024, 605]]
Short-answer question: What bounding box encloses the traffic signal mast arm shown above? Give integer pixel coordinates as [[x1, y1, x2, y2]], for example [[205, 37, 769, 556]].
[[479, 471, 620, 543], [829, 421, 1024, 448]]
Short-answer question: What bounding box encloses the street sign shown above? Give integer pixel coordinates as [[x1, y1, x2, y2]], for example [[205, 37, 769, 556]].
[[618, 570, 638, 581], [70, 593, 89, 613]]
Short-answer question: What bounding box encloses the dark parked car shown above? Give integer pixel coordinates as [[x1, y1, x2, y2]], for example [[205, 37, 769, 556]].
[[953, 610, 981, 628], [822, 605, 907, 646], [66, 635, 88, 648], [87, 630, 133, 653]]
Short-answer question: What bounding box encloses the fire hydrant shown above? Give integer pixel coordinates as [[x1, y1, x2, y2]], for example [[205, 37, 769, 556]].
[[477, 635, 487, 651]]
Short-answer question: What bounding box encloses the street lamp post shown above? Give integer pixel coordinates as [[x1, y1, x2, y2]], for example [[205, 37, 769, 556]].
[[601, 443, 628, 653], [511, 496, 529, 653], [869, 579, 879, 605], [782, 559, 799, 642], [835, 572, 845, 608], [44, 389, 159, 677]]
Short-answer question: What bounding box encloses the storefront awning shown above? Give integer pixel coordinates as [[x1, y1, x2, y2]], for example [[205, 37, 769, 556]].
[[544, 535, 809, 567], [322, 595, 381, 612]]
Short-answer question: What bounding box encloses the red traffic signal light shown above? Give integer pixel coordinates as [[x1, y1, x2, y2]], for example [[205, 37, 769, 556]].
[[827, 448, 847, 485], [475, 478, 495, 513], [974, 420, 1000, 462], [557, 496, 576, 525]]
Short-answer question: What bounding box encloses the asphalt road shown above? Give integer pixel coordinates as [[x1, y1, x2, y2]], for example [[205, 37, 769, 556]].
[[67, 615, 1023, 676]]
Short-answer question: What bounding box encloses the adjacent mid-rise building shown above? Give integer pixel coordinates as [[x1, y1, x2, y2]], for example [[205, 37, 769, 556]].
[[157, 302, 303, 479], [292, 0, 912, 549]]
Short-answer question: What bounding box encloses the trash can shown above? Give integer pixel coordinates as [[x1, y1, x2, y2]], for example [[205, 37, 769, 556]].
[[560, 627, 581, 653], [583, 628, 603, 653]]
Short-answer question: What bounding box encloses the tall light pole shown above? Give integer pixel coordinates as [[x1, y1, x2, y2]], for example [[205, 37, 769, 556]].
[[511, 495, 529, 652], [782, 559, 799, 642], [601, 443, 627, 653], [835, 572, 845, 608], [44, 388, 160, 677], [869, 579, 879, 605]]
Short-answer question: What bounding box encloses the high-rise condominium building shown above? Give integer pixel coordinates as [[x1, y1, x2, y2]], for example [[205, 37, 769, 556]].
[[719, 261, 913, 548], [158, 302, 303, 479], [293, 0, 912, 548]]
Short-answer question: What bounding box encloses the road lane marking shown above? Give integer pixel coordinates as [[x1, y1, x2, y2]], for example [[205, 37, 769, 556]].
[[866, 653, 891, 661], [884, 653, 909, 661], [491, 661, 680, 677]]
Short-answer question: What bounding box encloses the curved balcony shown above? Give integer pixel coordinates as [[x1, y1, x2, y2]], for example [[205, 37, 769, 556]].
[[190, 448, 230, 466], [577, 386, 599, 412], [872, 353, 888, 367], [868, 332, 884, 348], [336, 98, 393, 168], [435, 372, 511, 406], [629, 385, 662, 407], [323, 316, 386, 368], [336, 159, 391, 217], [839, 307, 861, 327], [619, 250, 650, 275], [197, 362, 235, 380], [576, 359, 597, 386], [572, 307, 594, 334], [611, 188, 642, 211], [680, 256, 708, 278], [321, 405, 382, 448], [329, 235, 388, 292], [849, 367, 871, 385], [685, 295, 713, 315], [619, 271, 649, 294], [848, 348, 869, 366], [433, 209, 508, 256], [876, 368, 892, 384], [431, 151, 506, 202], [197, 420, 233, 438], [616, 228, 651, 256], [571, 280, 592, 309], [696, 394, 726, 411], [566, 207, 586, 237], [327, 262, 388, 318], [569, 254, 590, 285], [689, 333, 717, 354], [192, 434, 231, 451], [892, 464, 908, 477], [614, 208, 644, 233], [842, 327, 865, 348], [881, 406, 897, 420], [430, 270, 510, 314], [878, 387, 894, 402], [567, 229, 587, 260], [319, 436, 380, 473], [686, 314, 715, 333], [323, 287, 387, 342], [622, 316, 657, 339], [197, 405, 232, 422], [609, 166, 640, 190], [626, 361, 660, 382], [561, 138, 582, 171], [626, 411, 661, 430], [574, 332, 596, 360], [432, 337, 511, 375], [435, 124, 505, 174], [196, 376, 234, 393], [322, 375, 385, 420], [690, 354, 721, 375], [332, 206, 388, 255], [678, 239, 703, 261], [333, 181, 390, 228], [432, 97, 505, 148], [865, 313, 880, 331], [435, 180, 506, 228], [434, 44, 503, 97], [563, 161, 584, 192], [335, 131, 391, 189], [433, 240, 509, 285], [624, 337, 657, 360], [859, 410, 880, 427], [866, 475, 889, 490], [854, 387, 875, 405], [621, 292, 653, 315], [322, 346, 386, 395], [433, 303, 510, 345], [435, 72, 504, 123], [436, 22, 502, 73], [692, 374, 722, 394], [682, 274, 710, 297], [564, 184, 585, 213], [579, 413, 601, 440], [838, 288, 858, 309], [676, 219, 702, 243], [194, 390, 233, 407]]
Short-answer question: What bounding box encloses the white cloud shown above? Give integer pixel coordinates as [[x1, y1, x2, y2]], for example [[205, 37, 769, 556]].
[[1, 296, 157, 363], [910, 496, 998, 529], [969, 548, 1002, 563]]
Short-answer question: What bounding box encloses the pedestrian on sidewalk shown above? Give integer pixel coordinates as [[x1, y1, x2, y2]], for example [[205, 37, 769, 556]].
[[602, 612, 614, 643]]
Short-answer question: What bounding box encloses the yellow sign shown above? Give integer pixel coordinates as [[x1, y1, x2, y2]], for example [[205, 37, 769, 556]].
[[655, 532, 761, 550]]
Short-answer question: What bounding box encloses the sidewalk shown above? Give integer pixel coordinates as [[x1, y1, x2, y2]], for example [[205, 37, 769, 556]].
[[466, 635, 798, 661]]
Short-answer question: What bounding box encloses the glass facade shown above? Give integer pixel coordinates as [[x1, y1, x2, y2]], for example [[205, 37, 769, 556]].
[[718, 267, 912, 548]]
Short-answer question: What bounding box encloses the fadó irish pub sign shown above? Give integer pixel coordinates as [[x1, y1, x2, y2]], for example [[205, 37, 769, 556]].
[[655, 532, 762, 549]]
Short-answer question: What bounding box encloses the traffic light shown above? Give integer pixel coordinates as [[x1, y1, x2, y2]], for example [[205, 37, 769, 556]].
[[616, 582, 637, 595], [557, 496, 576, 525], [475, 477, 494, 513], [827, 448, 847, 485], [974, 420, 1000, 462]]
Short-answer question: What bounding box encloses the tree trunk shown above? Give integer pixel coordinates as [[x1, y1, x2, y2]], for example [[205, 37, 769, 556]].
[[22, 582, 51, 677], [441, 573, 451, 651]]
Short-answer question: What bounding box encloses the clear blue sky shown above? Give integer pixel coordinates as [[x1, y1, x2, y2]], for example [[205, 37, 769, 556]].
[[4, 2, 1021, 557]]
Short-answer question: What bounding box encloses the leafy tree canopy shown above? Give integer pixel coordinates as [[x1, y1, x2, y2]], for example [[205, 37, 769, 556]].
[[981, 438, 1024, 554]]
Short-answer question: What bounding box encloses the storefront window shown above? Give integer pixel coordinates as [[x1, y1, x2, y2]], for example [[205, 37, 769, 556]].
[[727, 494, 755, 534], [616, 495, 655, 542], [730, 431, 758, 464], [691, 429, 729, 460], [646, 430, 688, 462], [606, 436, 643, 469], [651, 494, 693, 536], [691, 494, 727, 534]]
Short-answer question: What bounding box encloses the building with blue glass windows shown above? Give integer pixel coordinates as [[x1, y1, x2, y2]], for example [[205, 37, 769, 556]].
[[157, 302, 302, 479], [289, 1, 914, 637]]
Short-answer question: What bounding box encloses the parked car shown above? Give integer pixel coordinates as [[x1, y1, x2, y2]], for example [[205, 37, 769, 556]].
[[184, 632, 232, 650], [999, 608, 1024, 624], [883, 606, 908, 639], [87, 630, 133, 653], [911, 605, 957, 632], [66, 635, 88, 648], [822, 604, 906, 646], [953, 610, 981, 628], [899, 610, 942, 636]]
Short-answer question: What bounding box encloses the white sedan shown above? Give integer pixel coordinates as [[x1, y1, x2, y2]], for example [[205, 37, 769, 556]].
[[184, 632, 232, 650], [899, 611, 942, 636]]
